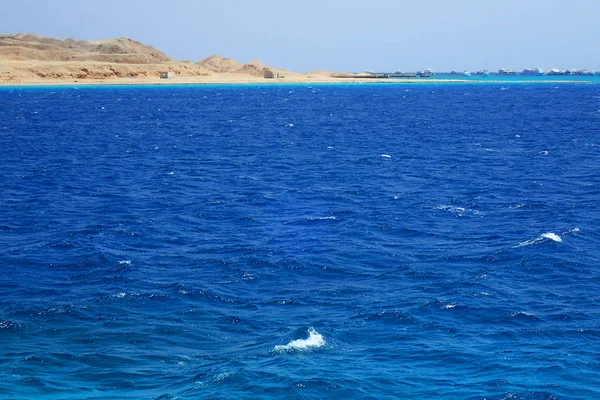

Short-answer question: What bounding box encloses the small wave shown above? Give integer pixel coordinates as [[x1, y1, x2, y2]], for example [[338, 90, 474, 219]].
[[541, 232, 562, 242], [516, 232, 562, 247], [285, 216, 338, 225], [436, 204, 484, 216], [273, 327, 325, 352], [0, 320, 23, 331], [508, 311, 541, 322], [380, 154, 392, 159], [118, 260, 131, 265]]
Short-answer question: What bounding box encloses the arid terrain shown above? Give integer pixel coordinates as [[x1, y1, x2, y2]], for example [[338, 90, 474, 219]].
[[0, 33, 362, 85]]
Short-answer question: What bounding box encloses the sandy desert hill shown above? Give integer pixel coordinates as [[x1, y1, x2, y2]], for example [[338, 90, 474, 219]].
[[0, 33, 331, 84], [197, 55, 243, 73], [0, 33, 172, 64]]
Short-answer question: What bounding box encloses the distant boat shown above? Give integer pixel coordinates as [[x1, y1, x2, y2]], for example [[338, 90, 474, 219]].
[[417, 69, 435, 77], [498, 68, 516, 76], [547, 69, 566, 76], [522, 68, 546, 76]]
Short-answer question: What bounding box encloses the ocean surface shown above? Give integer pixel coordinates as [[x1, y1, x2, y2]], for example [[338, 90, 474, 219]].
[[1, 82, 599, 399]]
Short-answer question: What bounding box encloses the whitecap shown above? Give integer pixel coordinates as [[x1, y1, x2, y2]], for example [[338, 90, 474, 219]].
[[443, 304, 456, 309], [273, 327, 326, 352], [541, 232, 562, 242], [118, 260, 131, 265], [285, 123, 294, 127], [298, 216, 338, 223], [380, 154, 392, 159], [510, 311, 536, 318], [516, 232, 562, 247], [436, 204, 484, 216]]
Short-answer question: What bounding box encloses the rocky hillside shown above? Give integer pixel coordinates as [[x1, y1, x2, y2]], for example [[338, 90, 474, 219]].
[[197, 55, 243, 73], [0, 33, 172, 64], [0, 33, 284, 82]]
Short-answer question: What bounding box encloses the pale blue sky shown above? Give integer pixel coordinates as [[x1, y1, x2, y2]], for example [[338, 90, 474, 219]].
[[2, 0, 598, 72]]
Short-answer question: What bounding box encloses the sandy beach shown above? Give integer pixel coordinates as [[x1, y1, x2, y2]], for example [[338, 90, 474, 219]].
[[0, 60, 474, 86]]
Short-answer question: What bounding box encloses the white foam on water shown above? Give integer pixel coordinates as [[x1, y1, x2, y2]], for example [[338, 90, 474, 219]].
[[541, 232, 562, 242], [273, 328, 326, 352], [304, 216, 338, 222], [118, 260, 131, 265], [436, 204, 484, 216], [516, 232, 563, 247], [380, 154, 392, 159]]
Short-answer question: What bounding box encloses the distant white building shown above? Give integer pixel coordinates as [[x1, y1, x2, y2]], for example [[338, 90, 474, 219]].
[[160, 71, 174, 79]]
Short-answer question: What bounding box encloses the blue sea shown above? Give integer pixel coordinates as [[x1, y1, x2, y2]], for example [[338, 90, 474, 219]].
[[1, 82, 599, 399]]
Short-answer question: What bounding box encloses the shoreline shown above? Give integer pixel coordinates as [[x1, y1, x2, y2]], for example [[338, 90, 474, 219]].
[[0, 76, 594, 87]]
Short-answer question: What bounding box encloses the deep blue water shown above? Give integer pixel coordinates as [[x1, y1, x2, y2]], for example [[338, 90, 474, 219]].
[[1, 83, 600, 399]]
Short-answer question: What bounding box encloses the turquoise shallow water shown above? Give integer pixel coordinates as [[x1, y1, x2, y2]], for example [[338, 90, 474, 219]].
[[405, 74, 600, 83], [1, 83, 599, 399]]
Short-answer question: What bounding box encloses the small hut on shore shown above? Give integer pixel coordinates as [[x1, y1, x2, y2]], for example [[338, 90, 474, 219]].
[[264, 69, 279, 79], [160, 71, 174, 79]]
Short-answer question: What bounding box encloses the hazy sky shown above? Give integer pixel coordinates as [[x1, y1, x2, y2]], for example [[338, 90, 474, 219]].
[[2, 0, 599, 72]]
